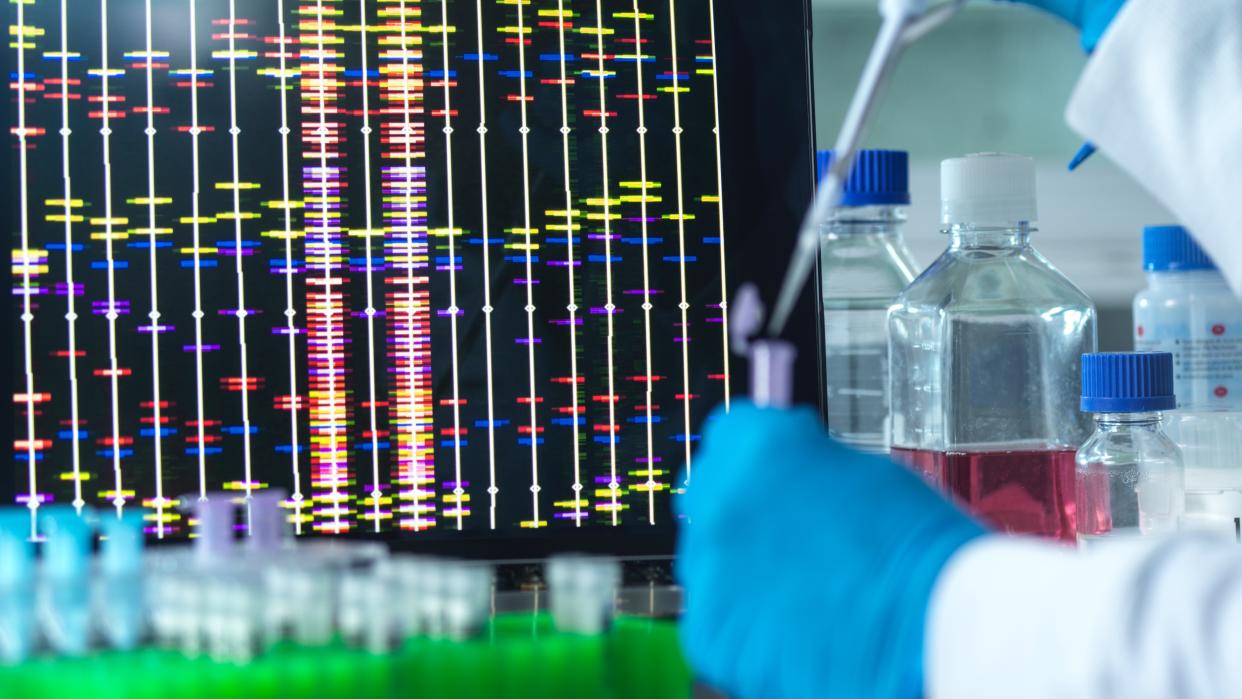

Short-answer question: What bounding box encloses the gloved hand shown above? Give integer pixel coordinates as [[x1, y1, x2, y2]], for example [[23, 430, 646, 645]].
[[676, 402, 986, 699], [997, 0, 1127, 52]]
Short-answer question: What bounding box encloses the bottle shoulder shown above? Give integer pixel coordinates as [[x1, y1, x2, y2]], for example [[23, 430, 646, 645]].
[[1076, 427, 1184, 469], [820, 233, 919, 300], [893, 244, 1096, 314]]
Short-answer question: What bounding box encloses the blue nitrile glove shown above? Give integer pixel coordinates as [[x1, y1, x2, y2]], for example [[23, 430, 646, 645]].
[[997, 0, 1126, 52], [676, 402, 986, 699]]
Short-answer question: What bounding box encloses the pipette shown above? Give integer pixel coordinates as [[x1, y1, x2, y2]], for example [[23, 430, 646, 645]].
[[765, 0, 965, 338]]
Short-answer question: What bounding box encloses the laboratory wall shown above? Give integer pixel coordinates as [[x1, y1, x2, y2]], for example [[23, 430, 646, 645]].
[[811, 1, 1174, 350]]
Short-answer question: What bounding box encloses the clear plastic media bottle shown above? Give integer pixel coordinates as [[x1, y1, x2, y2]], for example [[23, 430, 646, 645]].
[[889, 153, 1097, 542], [1133, 225, 1242, 537], [818, 149, 920, 453], [1076, 352, 1184, 545]]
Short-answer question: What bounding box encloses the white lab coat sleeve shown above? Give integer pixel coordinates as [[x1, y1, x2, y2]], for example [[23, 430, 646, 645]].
[[1065, 0, 1242, 297], [924, 534, 1242, 698]]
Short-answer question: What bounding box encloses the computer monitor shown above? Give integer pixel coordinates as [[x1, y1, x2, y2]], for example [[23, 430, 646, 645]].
[[7, 0, 818, 556]]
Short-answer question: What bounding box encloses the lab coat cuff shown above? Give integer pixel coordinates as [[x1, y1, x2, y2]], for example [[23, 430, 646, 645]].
[[923, 536, 1119, 698]]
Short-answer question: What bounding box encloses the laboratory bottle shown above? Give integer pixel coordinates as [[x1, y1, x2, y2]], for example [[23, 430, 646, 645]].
[[818, 149, 920, 453], [1133, 225, 1242, 536], [888, 153, 1097, 542], [1076, 352, 1184, 545]]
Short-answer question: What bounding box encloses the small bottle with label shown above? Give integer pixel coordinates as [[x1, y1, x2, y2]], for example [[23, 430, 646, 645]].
[[1133, 225, 1242, 539]]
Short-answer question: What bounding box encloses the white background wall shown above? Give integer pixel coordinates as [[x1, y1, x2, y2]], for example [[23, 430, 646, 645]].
[[810, 2, 1173, 332]]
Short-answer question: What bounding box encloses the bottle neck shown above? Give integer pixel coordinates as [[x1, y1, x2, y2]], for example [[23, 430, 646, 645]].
[[946, 223, 1033, 250], [825, 205, 906, 235], [1093, 412, 1164, 429]]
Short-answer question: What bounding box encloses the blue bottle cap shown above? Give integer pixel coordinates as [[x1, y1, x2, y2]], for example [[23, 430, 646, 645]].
[[816, 149, 911, 207], [1142, 225, 1216, 271], [1081, 352, 1177, 413]]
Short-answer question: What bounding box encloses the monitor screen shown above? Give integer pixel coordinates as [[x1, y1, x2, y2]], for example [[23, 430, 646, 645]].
[[8, 0, 815, 549]]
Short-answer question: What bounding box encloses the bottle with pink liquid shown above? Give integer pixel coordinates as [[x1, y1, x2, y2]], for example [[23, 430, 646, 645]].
[[888, 153, 1097, 542]]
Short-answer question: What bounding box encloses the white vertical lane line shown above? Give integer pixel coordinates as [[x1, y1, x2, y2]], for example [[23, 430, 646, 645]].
[[473, 0, 498, 530], [665, 0, 691, 486], [225, 0, 255, 509], [141, 0, 167, 537], [516, 0, 542, 528], [358, 0, 383, 532], [438, 0, 464, 531], [555, 0, 582, 526], [397, 0, 422, 529], [100, 0, 126, 520], [629, 2, 657, 525], [58, 0, 85, 514], [592, 0, 618, 525], [276, 0, 304, 532], [188, 0, 209, 503], [312, 0, 341, 533], [707, 0, 729, 415], [16, 0, 39, 535]]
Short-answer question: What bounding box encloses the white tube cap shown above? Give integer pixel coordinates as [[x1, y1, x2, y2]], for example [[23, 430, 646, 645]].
[[941, 153, 1037, 225]]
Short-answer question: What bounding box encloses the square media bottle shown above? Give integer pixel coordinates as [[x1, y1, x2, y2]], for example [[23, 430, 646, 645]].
[[888, 154, 1098, 542]]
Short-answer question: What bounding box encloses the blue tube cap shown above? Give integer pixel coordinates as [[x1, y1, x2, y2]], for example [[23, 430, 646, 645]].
[[1143, 225, 1216, 271], [816, 149, 911, 207], [1081, 352, 1177, 413]]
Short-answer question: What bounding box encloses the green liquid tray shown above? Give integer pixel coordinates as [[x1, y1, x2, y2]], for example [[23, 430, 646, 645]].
[[1, 614, 691, 699]]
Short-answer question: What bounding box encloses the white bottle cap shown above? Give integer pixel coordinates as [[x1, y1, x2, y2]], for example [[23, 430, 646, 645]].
[[941, 153, 1037, 225]]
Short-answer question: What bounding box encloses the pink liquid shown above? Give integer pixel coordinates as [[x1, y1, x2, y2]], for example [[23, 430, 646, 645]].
[[891, 447, 1078, 542], [1075, 463, 1113, 538]]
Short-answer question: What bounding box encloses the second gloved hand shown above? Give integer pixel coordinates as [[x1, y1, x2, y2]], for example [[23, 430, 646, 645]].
[[676, 402, 986, 699], [997, 0, 1127, 52]]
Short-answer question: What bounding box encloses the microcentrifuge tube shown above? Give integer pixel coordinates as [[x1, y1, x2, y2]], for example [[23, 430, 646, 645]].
[[205, 573, 261, 664], [441, 562, 493, 640], [338, 569, 375, 646], [173, 573, 207, 657], [546, 554, 621, 635], [339, 568, 400, 653], [419, 558, 450, 639], [97, 510, 147, 650], [749, 340, 797, 408], [183, 495, 236, 564], [0, 509, 36, 664], [381, 554, 431, 638], [245, 490, 289, 553], [38, 506, 95, 656], [288, 564, 336, 646], [145, 551, 193, 650]]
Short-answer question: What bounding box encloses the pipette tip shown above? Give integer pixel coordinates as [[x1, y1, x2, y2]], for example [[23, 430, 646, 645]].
[[1068, 142, 1097, 171]]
